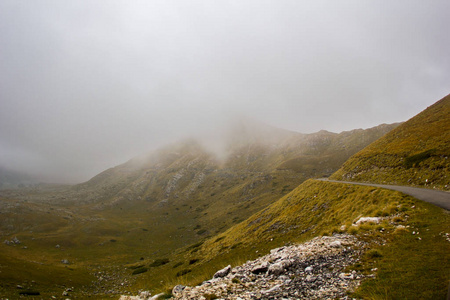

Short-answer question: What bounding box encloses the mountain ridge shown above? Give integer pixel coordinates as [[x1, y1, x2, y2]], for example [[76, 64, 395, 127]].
[[331, 94, 450, 190]]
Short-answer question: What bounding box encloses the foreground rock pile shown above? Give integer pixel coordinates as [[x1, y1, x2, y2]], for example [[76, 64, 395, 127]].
[[121, 234, 370, 299], [174, 234, 366, 299]]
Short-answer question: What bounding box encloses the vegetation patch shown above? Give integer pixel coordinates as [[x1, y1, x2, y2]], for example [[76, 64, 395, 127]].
[[365, 249, 382, 259], [176, 269, 191, 277], [213, 236, 225, 243], [404, 149, 435, 168], [204, 293, 218, 300], [18, 289, 40, 295], [149, 258, 170, 268], [132, 267, 148, 275]]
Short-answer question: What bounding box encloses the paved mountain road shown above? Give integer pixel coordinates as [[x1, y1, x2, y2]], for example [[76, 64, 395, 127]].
[[317, 179, 450, 211]]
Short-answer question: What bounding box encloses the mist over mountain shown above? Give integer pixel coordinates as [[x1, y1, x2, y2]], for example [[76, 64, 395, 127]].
[[0, 95, 448, 299], [1, 1, 449, 297], [0, 166, 40, 190], [1, 1, 449, 184]]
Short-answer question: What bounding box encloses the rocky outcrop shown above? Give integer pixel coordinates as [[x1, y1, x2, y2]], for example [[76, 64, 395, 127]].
[[119, 234, 371, 300], [354, 217, 381, 225], [173, 234, 368, 300]]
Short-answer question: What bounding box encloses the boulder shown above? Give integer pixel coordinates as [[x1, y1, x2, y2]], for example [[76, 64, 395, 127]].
[[329, 240, 342, 248], [172, 285, 186, 296], [251, 262, 269, 274], [355, 217, 381, 225], [213, 265, 231, 278], [268, 262, 285, 276]]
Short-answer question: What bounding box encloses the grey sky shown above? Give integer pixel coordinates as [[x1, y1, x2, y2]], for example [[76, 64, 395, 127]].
[[1, 1, 449, 183]]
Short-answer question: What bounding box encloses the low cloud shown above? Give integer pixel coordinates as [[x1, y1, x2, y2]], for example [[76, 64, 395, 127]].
[[0, 1, 449, 183]]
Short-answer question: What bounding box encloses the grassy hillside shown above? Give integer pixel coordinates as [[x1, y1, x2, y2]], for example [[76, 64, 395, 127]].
[[126, 180, 449, 299], [0, 123, 397, 298], [331, 94, 450, 190]]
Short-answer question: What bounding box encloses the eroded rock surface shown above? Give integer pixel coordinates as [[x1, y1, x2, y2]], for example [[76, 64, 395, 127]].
[[174, 234, 367, 300]]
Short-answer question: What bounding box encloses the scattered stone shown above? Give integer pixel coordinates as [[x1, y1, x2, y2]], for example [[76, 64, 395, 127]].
[[251, 262, 269, 274], [329, 240, 342, 248], [165, 234, 367, 300], [213, 265, 231, 278], [61, 259, 70, 264], [172, 285, 186, 297], [268, 262, 284, 275], [339, 273, 353, 279], [355, 217, 381, 225]]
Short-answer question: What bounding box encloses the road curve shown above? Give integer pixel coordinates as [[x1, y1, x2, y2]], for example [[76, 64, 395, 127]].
[[317, 179, 450, 211]]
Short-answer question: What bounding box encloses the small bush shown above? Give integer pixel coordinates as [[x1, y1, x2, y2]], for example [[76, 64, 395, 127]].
[[197, 229, 207, 235], [132, 267, 148, 275], [187, 241, 204, 250], [128, 264, 144, 270], [399, 206, 409, 212], [230, 242, 243, 249], [332, 227, 344, 234], [214, 236, 225, 243], [404, 149, 434, 168], [176, 269, 191, 277], [388, 205, 399, 214], [348, 226, 359, 235], [393, 216, 404, 223], [366, 249, 383, 259], [18, 290, 40, 296], [393, 226, 409, 234], [149, 258, 170, 268], [359, 223, 375, 231], [191, 247, 200, 254], [204, 293, 218, 300]]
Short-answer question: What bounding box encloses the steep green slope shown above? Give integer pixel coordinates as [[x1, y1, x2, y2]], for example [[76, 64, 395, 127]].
[[134, 180, 449, 299], [331, 94, 450, 190]]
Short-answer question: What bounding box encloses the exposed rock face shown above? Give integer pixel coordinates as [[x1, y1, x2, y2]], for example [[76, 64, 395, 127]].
[[173, 234, 368, 300], [213, 265, 231, 278]]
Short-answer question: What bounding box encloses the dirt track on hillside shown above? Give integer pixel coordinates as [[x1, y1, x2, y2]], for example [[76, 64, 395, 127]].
[[318, 179, 450, 210]]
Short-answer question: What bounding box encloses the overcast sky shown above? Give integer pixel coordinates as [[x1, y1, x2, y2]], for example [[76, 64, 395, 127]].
[[1, 1, 449, 183]]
